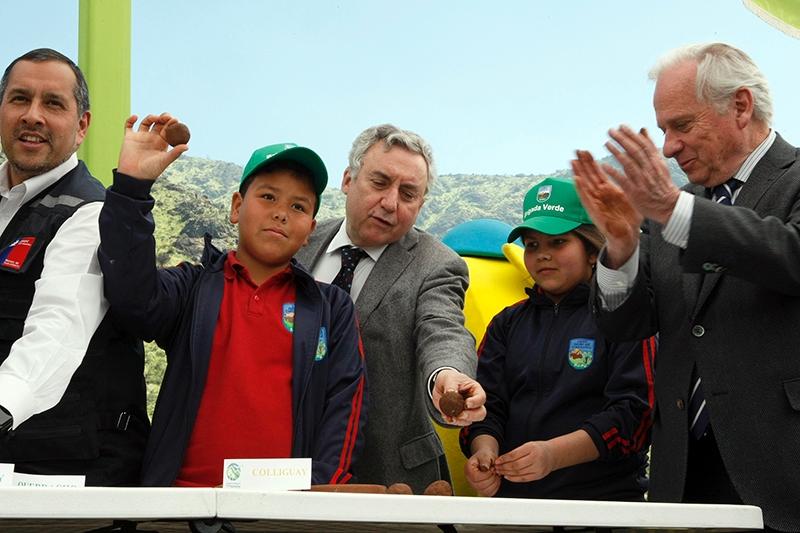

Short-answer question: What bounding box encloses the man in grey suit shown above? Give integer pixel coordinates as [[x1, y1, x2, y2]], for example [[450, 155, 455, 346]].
[[295, 124, 486, 493], [571, 43, 800, 531]]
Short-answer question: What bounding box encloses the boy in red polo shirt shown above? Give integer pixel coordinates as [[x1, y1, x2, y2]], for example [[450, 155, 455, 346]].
[[98, 113, 366, 487]]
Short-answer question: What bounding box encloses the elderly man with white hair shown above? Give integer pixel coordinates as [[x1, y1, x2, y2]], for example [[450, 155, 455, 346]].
[[572, 42, 800, 532]]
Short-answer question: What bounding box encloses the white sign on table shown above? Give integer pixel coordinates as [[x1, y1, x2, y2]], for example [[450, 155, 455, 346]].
[[13, 472, 85, 488], [223, 458, 311, 491], [0, 463, 12, 487]]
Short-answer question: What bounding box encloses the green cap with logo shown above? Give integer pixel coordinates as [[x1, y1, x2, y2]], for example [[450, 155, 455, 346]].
[[507, 176, 593, 242], [240, 143, 328, 215]]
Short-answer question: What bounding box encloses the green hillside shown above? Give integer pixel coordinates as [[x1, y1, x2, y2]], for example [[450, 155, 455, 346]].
[[150, 155, 687, 261]]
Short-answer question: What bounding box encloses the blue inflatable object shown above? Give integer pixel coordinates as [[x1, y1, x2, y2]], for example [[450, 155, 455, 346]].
[[442, 218, 521, 258]]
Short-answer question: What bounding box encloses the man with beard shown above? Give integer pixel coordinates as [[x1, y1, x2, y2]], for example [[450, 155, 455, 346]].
[[0, 48, 148, 484]]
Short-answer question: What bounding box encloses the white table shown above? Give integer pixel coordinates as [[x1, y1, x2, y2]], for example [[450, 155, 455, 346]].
[[0, 487, 764, 532], [217, 490, 763, 530]]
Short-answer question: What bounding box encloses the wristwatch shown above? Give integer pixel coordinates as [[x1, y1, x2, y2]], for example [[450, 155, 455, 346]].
[[0, 405, 13, 435]]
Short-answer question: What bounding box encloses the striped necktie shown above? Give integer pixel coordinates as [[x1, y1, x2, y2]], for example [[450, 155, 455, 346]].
[[689, 178, 743, 439], [711, 178, 742, 206]]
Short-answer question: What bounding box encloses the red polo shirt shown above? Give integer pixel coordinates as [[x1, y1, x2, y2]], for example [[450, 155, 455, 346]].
[[175, 252, 295, 487]]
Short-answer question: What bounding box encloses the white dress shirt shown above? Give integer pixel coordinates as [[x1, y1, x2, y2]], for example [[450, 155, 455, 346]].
[[597, 130, 777, 310], [0, 154, 108, 428], [309, 218, 387, 302]]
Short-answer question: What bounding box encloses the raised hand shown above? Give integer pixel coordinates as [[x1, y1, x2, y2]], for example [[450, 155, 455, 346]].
[[604, 125, 681, 225], [117, 113, 188, 181], [572, 149, 642, 268]]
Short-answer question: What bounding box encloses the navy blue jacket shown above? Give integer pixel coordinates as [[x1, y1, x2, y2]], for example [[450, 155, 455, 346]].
[[98, 172, 366, 486], [461, 283, 654, 500]]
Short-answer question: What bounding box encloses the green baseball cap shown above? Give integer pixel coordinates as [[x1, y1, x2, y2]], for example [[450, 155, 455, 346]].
[[507, 177, 593, 242], [240, 143, 328, 215]]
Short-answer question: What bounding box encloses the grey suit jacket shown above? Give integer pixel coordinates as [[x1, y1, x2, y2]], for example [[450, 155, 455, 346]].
[[594, 134, 800, 532], [295, 219, 476, 493]]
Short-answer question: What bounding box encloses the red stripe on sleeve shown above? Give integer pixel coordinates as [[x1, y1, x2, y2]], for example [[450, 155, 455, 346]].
[[632, 336, 656, 451], [330, 375, 365, 484]]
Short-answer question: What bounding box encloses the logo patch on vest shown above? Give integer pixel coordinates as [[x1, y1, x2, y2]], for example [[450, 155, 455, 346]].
[[567, 338, 594, 370], [282, 303, 295, 332], [315, 327, 328, 361], [0, 237, 36, 270]]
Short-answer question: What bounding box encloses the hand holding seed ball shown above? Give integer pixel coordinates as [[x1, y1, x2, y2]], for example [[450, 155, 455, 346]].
[[464, 435, 501, 497], [164, 121, 191, 147], [432, 369, 487, 425], [118, 113, 189, 181], [439, 390, 466, 417]]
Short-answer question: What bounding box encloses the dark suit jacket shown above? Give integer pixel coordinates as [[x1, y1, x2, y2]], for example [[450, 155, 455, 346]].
[[594, 133, 800, 532], [295, 219, 476, 493]]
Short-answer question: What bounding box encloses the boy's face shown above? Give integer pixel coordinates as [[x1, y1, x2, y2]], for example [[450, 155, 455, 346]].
[[522, 229, 596, 303], [230, 170, 316, 281]]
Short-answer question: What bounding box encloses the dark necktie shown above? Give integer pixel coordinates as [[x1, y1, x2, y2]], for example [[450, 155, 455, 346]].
[[711, 178, 742, 206], [689, 178, 743, 440], [331, 246, 367, 294]]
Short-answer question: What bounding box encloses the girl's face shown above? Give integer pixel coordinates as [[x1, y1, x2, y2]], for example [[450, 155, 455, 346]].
[[522, 229, 597, 303]]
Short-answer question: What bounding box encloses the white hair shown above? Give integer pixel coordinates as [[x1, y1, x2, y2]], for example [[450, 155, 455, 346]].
[[649, 42, 772, 126], [347, 124, 436, 193]]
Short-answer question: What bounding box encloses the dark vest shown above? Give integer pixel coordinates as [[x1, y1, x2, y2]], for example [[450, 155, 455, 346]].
[[0, 162, 149, 486]]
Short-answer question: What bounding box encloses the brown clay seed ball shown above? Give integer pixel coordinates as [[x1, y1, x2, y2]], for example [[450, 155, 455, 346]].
[[386, 482, 414, 495], [477, 458, 494, 473], [423, 479, 453, 496], [440, 389, 466, 417], [164, 122, 190, 147], [309, 483, 387, 494]]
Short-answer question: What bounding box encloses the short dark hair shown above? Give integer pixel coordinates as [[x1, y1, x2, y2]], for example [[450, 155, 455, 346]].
[[572, 224, 605, 256], [0, 48, 90, 117], [238, 159, 318, 212]]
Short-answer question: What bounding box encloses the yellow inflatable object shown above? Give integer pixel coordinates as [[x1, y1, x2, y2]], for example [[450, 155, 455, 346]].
[[436, 220, 533, 496]]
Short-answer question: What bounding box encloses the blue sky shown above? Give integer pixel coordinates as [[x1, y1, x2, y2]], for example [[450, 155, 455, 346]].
[[3, 1, 800, 184]]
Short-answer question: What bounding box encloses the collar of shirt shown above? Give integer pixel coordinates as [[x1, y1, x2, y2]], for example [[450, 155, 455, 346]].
[[0, 153, 79, 204], [324, 218, 388, 263], [731, 129, 777, 185], [224, 250, 293, 288]]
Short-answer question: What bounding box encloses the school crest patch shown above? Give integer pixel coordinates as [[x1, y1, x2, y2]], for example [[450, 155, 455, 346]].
[[567, 338, 595, 370], [537, 185, 552, 203], [315, 327, 328, 361], [282, 303, 295, 332]]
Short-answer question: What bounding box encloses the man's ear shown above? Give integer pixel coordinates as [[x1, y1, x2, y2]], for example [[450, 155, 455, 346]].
[[230, 192, 243, 224], [75, 110, 91, 148], [341, 169, 352, 194], [733, 87, 755, 128]]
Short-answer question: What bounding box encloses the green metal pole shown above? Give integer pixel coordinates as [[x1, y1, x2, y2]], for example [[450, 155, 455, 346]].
[[77, 0, 131, 186]]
